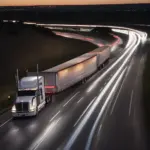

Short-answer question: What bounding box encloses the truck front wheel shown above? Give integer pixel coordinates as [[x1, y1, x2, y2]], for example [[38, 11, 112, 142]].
[[35, 107, 38, 116]]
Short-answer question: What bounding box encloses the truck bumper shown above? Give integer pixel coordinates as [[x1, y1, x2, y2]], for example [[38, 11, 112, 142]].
[[12, 111, 36, 117]]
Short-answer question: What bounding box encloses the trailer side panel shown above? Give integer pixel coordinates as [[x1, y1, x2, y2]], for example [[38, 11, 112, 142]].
[[56, 56, 97, 92]]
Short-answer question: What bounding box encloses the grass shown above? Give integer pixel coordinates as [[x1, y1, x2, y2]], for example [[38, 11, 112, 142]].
[[0, 22, 97, 113]]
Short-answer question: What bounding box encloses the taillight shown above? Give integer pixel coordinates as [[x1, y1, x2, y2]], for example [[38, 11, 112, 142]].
[[45, 86, 55, 89]]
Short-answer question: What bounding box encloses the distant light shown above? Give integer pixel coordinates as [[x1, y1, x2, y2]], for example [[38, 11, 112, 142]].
[[12, 20, 16, 23], [3, 20, 8, 22]]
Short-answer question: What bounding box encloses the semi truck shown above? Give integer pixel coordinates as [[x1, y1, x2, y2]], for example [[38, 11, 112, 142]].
[[11, 46, 110, 117], [12, 76, 46, 117]]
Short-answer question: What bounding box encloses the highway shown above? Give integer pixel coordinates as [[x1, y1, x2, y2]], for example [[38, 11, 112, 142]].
[[0, 26, 148, 150]]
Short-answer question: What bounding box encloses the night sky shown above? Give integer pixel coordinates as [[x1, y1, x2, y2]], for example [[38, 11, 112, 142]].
[[0, 0, 150, 6]]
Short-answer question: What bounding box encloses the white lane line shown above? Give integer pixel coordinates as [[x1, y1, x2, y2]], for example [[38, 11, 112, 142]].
[[86, 32, 136, 93], [49, 111, 60, 122], [0, 118, 12, 128], [73, 97, 96, 127], [63, 92, 80, 107], [77, 97, 84, 104], [99, 88, 103, 92], [33, 118, 61, 150], [97, 124, 102, 137], [129, 90, 134, 116], [110, 72, 127, 115], [62, 30, 142, 150], [85, 68, 126, 150]]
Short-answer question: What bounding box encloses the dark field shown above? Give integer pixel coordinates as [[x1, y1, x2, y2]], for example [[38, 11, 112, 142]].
[[0, 23, 97, 112], [143, 41, 150, 148]]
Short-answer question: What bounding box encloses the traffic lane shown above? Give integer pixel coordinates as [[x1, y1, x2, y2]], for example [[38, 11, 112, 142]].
[[0, 88, 82, 150], [59, 67, 127, 150], [27, 41, 126, 150], [31, 44, 134, 150], [21, 31, 134, 149], [28, 69, 120, 150], [0, 31, 128, 150], [90, 46, 147, 150], [0, 38, 122, 130], [0, 45, 132, 150], [0, 111, 12, 127], [0, 54, 118, 150], [27, 59, 119, 150], [62, 41, 140, 150], [0, 28, 123, 127], [58, 31, 141, 150]]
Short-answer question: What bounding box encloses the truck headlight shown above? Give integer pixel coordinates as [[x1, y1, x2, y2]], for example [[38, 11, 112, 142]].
[[29, 98, 37, 112], [11, 105, 16, 113]]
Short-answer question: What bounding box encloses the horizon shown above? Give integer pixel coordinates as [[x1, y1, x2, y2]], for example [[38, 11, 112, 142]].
[[0, 0, 150, 6]]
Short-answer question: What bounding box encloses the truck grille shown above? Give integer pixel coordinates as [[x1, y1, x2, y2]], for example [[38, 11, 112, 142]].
[[15, 102, 29, 112]]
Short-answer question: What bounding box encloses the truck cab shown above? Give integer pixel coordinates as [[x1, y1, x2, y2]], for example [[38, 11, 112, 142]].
[[12, 76, 46, 117]]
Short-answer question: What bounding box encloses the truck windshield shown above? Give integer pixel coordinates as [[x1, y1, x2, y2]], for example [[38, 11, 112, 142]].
[[18, 90, 36, 96]]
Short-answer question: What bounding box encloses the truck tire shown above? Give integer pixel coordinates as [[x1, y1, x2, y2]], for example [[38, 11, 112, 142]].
[[106, 59, 109, 64], [98, 66, 101, 70], [82, 79, 85, 84], [102, 63, 105, 68], [45, 97, 48, 104], [45, 96, 51, 104], [35, 106, 38, 116], [35, 99, 38, 116]]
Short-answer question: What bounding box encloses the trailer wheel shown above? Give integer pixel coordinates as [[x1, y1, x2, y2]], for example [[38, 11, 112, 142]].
[[98, 66, 101, 70], [82, 78, 86, 84], [45, 97, 48, 104], [45, 96, 52, 104], [45, 97, 49, 104], [106, 59, 109, 64], [82, 80, 85, 84], [12, 117, 17, 120]]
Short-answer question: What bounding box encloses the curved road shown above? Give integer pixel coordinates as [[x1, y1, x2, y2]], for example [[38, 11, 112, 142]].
[[0, 26, 148, 150]]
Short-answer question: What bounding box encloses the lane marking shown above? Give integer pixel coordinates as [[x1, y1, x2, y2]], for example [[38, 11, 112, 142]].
[[65, 32, 140, 149], [99, 88, 103, 92], [77, 97, 84, 104], [0, 118, 12, 128], [85, 68, 126, 150], [86, 32, 136, 93], [104, 82, 107, 86], [63, 92, 80, 107], [110, 71, 127, 115], [129, 90, 134, 116], [73, 97, 96, 127], [33, 118, 61, 150], [43, 25, 145, 149], [49, 111, 60, 122], [97, 124, 102, 137]]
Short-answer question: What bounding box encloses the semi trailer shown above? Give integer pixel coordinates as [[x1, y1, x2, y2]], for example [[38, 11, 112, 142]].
[[11, 46, 110, 117]]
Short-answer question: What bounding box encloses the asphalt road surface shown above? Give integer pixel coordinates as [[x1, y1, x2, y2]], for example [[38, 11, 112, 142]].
[[0, 27, 148, 150]]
